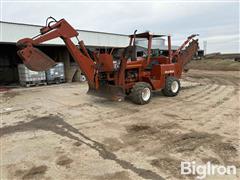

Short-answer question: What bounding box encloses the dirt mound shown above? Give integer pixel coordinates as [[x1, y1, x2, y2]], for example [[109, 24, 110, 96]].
[[211, 142, 239, 166], [73, 141, 82, 147], [169, 132, 214, 152], [186, 59, 240, 71], [151, 156, 183, 179], [126, 123, 179, 136], [164, 131, 239, 166], [124, 125, 239, 168], [127, 125, 151, 132], [56, 155, 73, 167], [15, 165, 48, 179], [94, 171, 131, 180], [201, 157, 220, 165]]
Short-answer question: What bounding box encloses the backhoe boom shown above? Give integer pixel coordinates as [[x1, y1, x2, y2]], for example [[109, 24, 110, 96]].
[[17, 18, 96, 87]]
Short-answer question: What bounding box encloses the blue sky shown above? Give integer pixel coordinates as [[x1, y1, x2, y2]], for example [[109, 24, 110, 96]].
[[1, 0, 239, 53]]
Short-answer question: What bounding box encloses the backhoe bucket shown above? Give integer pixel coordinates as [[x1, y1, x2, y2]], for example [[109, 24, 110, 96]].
[[17, 47, 56, 71], [87, 85, 125, 102]]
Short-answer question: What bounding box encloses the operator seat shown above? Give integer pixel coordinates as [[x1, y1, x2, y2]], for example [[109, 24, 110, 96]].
[[122, 46, 136, 61]]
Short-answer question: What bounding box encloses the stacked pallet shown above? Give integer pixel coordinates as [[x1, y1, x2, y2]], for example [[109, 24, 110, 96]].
[[18, 64, 47, 87], [45, 62, 65, 84], [18, 63, 65, 87]]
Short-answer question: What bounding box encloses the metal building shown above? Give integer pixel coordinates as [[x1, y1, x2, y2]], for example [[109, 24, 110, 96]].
[[0, 21, 184, 86], [0, 21, 131, 85], [0, 21, 130, 47]]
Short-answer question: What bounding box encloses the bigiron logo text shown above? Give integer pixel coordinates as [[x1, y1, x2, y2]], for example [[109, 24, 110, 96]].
[[181, 161, 236, 179]]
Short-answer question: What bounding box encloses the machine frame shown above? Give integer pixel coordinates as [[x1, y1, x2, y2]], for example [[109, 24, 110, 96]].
[[17, 17, 199, 104]]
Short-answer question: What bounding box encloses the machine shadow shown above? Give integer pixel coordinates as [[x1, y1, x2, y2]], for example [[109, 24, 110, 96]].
[[1, 115, 164, 180]]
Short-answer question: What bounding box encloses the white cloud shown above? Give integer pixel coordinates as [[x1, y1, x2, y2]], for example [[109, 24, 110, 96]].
[[2, 1, 239, 53]]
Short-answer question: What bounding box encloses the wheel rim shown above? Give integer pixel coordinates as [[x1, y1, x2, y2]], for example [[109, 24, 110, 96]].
[[142, 87, 151, 101], [171, 81, 179, 93]]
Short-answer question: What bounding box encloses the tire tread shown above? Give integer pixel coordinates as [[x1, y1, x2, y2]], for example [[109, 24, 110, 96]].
[[129, 82, 152, 105], [162, 76, 180, 97]]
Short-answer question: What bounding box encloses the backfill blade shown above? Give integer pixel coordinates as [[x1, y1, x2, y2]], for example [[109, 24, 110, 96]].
[[87, 85, 125, 101]]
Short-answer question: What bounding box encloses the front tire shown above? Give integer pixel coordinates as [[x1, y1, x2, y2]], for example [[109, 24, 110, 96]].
[[162, 76, 180, 97], [129, 82, 152, 105]]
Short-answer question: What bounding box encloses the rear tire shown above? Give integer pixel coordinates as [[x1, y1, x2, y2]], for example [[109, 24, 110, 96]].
[[162, 76, 180, 97], [129, 82, 152, 105]]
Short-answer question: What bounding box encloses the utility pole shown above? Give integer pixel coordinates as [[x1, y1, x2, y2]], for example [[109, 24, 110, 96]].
[[203, 40, 207, 55]]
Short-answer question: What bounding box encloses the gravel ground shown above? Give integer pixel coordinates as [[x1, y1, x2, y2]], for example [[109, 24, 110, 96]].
[[1, 69, 239, 180]]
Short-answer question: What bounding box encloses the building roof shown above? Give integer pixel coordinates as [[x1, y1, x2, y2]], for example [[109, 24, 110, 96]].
[[0, 21, 130, 47], [0, 21, 182, 50], [1, 20, 128, 37]]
